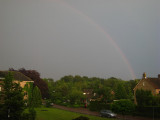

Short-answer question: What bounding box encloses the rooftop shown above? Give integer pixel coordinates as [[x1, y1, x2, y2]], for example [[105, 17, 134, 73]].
[[0, 71, 33, 81]]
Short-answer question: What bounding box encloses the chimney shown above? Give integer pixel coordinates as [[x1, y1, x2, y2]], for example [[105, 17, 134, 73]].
[[158, 74, 160, 79], [142, 72, 146, 79]]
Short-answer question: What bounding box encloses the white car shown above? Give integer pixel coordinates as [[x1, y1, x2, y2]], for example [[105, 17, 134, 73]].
[[100, 110, 117, 118]]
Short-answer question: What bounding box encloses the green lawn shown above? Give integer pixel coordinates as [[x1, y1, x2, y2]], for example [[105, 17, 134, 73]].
[[35, 107, 116, 120]]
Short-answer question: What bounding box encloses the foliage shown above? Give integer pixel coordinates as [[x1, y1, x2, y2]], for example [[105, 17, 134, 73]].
[[89, 101, 111, 111], [135, 89, 160, 118], [23, 82, 34, 107], [9, 68, 138, 109], [46, 75, 137, 107], [43, 78, 55, 101], [23, 82, 42, 107], [152, 96, 160, 106], [0, 72, 25, 120], [9, 68, 49, 98], [21, 107, 36, 120], [45, 99, 52, 107], [95, 87, 113, 103], [135, 89, 153, 107], [32, 86, 42, 107], [111, 99, 135, 115], [134, 106, 160, 118], [115, 83, 128, 100], [68, 89, 84, 105], [72, 116, 89, 120]]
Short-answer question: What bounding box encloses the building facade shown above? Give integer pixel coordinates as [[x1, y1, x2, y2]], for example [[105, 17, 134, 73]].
[[133, 73, 160, 104]]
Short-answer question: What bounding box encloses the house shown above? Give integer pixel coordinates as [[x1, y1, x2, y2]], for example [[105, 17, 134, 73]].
[[83, 89, 96, 107], [0, 71, 34, 100], [133, 72, 160, 104], [83, 89, 95, 101]]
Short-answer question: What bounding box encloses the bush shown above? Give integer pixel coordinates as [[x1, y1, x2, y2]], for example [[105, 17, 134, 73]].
[[111, 99, 135, 115], [54, 99, 62, 104], [134, 106, 160, 118], [45, 99, 52, 107], [72, 116, 89, 120], [89, 101, 111, 111], [136, 89, 153, 107], [21, 108, 36, 120]]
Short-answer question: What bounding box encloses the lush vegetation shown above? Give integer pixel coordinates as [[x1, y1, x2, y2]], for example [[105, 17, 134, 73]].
[[23, 82, 42, 108], [0, 72, 40, 120], [136, 89, 160, 107], [112, 99, 135, 115], [9, 68, 49, 98], [0, 72, 25, 119], [43, 75, 139, 107], [4, 68, 160, 118], [135, 89, 160, 118]]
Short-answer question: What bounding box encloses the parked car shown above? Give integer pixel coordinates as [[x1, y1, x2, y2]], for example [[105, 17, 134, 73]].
[[100, 110, 117, 118]]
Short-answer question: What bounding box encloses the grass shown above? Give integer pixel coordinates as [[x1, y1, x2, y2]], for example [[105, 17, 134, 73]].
[[35, 107, 116, 120]]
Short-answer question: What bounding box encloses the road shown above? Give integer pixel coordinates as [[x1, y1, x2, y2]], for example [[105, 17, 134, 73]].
[[53, 104, 159, 120]]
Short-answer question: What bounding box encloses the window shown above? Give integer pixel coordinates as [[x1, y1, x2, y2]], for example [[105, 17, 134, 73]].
[[0, 86, 1, 91], [0, 77, 4, 80], [24, 92, 28, 96], [143, 82, 145, 86]]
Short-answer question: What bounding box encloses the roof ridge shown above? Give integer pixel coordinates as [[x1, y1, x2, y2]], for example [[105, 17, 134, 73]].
[[0, 71, 33, 81]]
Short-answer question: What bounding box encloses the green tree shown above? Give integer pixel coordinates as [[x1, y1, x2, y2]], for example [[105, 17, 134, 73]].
[[0, 72, 25, 120], [23, 82, 42, 107], [32, 86, 42, 107], [96, 87, 113, 103], [43, 78, 55, 102], [124, 83, 133, 100], [68, 89, 84, 105], [115, 83, 128, 99]]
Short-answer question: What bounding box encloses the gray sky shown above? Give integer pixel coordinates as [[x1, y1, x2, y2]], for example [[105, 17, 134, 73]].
[[0, 0, 159, 80]]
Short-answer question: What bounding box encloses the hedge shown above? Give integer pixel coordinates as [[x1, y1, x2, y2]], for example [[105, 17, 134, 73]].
[[134, 106, 160, 118], [89, 101, 111, 111]]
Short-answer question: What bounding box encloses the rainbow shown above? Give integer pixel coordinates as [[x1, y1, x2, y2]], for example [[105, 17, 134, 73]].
[[55, 0, 136, 80]]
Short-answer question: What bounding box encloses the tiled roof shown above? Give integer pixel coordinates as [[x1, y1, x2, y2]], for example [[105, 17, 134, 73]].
[[146, 78, 160, 89], [0, 71, 33, 81], [83, 89, 93, 93]]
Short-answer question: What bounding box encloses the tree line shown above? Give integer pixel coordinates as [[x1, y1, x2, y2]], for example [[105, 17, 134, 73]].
[[43, 75, 139, 106], [4, 68, 160, 118]]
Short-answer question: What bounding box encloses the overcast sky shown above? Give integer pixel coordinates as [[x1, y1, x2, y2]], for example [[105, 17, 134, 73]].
[[0, 0, 159, 80]]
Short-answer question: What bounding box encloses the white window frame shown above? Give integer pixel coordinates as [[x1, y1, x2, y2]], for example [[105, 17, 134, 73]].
[[143, 82, 145, 86]]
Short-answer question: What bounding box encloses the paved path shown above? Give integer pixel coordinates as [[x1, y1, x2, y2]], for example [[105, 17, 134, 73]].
[[53, 104, 159, 120]]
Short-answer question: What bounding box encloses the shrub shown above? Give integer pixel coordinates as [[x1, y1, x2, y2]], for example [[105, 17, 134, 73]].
[[21, 108, 36, 120], [136, 89, 153, 107], [111, 99, 135, 115], [134, 106, 160, 118], [45, 99, 52, 107], [89, 101, 111, 111], [72, 116, 89, 120]]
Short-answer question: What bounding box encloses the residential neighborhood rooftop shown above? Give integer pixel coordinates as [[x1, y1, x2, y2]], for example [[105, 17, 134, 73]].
[[0, 71, 33, 81]]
